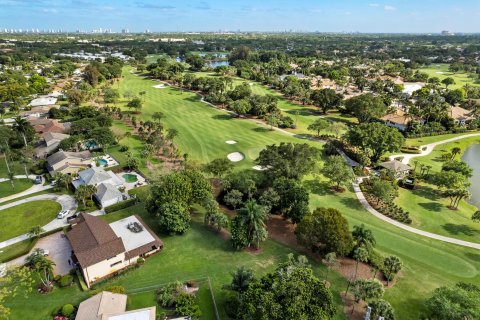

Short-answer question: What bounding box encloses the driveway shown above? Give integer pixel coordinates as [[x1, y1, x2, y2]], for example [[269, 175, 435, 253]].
[[0, 194, 77, 249], [0, 175, 53, 204], [6, 232, 73, 275]]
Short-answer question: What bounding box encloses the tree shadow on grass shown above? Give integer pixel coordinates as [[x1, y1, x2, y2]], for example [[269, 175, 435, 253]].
[[252, 127, 270, 133], [323, 116, 355, 125], [303, 179, 332, 196], [212, 114, 232, 121], [465, 252, 480, 262], [284, 108, 318, 117], [411, 186, 442, 201], [418, 202, 444, 212], [339, 197, 364, 210], [442, 223, 478, 236]]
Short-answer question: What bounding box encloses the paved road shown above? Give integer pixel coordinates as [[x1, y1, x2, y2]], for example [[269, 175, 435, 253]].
[[0, 175, 53, 204], [389, 133, 480, 164], [0, 194, 77, 249], [353, 178, 480, 250]]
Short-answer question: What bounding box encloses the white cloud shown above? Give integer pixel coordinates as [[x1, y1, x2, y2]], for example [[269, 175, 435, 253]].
[[369, 3, 380, 7], [384, 5, 397, 11]]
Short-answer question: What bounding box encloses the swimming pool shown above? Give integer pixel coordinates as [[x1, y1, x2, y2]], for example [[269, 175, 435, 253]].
[[98, 159, 108, 167], [122, 173, 138, 183]]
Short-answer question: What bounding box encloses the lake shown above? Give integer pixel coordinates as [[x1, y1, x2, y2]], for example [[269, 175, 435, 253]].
[[462, 144, 480, 209]]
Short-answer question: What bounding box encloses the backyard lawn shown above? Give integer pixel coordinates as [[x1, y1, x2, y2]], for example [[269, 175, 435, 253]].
[[0, 200, 61, 242], [0, 178, 33, 199], [418, 63, 480, 89]]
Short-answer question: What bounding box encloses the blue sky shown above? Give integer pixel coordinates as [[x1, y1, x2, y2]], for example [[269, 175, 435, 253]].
[[0, 0, 479, 33]]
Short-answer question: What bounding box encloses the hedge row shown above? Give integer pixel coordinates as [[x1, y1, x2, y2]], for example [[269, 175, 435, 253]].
[[104, 198, 137, 214]]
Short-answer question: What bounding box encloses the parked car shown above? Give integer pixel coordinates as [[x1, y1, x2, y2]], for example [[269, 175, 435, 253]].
[[34, 175, 42, 184], [57, 209, 70, 219], [66, 213, 80, 223], [31, 248, 49, 257]]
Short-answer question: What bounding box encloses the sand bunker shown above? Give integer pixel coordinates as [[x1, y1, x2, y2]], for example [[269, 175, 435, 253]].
[[227, 152, 244, 162], [436, 72, 444, 74], [225, 140, 237, 144], [152, 84, 167, 89], [252, 165, 271, 171]]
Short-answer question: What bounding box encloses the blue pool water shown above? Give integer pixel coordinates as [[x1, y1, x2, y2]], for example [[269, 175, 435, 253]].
[[98, 159, 108, 167]]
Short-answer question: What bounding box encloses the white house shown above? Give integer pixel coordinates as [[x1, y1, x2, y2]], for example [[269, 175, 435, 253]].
[[67, 214, 163, 288], [72, 167, 124, 208]]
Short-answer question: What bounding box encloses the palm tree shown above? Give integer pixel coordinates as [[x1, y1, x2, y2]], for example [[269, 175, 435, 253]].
[[451, 147, 461, 159], [75, 185, 96, 207], [383, 256, 402, 286], [13, 116, 30, 147], [322, 252, 340, 282], [224, 266, 254, 299], [19, 155, 31, 178], [353, 247, 369, 280], [352, 224, 376, 252], [54, 172, 72, 191], [36, 257, 56, 289], [237, 200, 268, 249], [27, 226, 45, 239]]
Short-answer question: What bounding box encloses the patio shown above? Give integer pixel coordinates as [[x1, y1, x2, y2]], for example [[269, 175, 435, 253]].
[[95, 154, 119, 168], [116, 171, 147, 191]]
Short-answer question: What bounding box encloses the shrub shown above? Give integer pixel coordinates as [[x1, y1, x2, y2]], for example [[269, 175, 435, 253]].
[[119, 145, 129, 152], [105, 285, 126, 294], [76, 270, 89, 291], [61, 304, 74, 317], [59, 275, 74, 287], [137, 257, 145, 265], [104, 198, 137, 214], [175, 293, 202, 320], [157, 281, 185, 308]]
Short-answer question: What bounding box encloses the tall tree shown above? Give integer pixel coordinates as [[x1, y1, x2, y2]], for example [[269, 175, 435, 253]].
[[383, 256, 402, 286], [235, 200, 268, 249], [310, 88, 343, 114], [345, 123, 405, 162], [296, 207, 353, 256], [352, 224, 376, 252], [321, 155, 355, 191], [307, 118, 330, 137], [344, 93, 387, 123]]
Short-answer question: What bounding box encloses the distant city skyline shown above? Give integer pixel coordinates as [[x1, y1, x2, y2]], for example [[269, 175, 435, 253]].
[[0, 0, 479, 33]]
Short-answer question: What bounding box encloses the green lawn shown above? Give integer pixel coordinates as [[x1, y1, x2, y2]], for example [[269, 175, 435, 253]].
[[113, 66, 480, 318], [405, 132, 480, 147], [418, 63, 480, 89], [0, 156, 29, 179], [413, 136, 480, 172], [0, 200, 61, 242], [0, 238, 36, 263], [4, 205, 348, 320], [194, 71, 357, 136], [116, 67, 320, 173], [395, 184, 480, 242], [0, 179, 33, 199]]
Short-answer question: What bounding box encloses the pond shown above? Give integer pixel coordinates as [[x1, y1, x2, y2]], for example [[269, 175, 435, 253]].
[[207, 60, 230, 68], [462, 144, 480, 209], [122, 173, 138, 183]]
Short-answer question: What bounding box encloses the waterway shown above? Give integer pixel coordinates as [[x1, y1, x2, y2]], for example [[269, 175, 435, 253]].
[[462, 144, 480, 209]]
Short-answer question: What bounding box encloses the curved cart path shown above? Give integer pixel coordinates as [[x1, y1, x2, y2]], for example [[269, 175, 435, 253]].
[[389, 133, 480, 164], [353, 178, 480, 250]]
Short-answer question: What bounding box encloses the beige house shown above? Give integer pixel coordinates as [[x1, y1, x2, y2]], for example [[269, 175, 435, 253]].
[[34, 132, 70, 158], [76, 291, 155, 320], [67, 214, 163, 287], [449, 106, 474, 125], [381, 109, 425, 132], [28, 118, 71, 134], [46, 150, 93, 175]]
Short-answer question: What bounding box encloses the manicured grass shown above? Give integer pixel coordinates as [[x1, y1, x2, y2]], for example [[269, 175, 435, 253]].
[[116, 67, 320, 173], [4, 206, 348, 320], [395, 184, 480, 242], [306, 177, 480, 318], [418, 63, 480, 89], [413, 136, 480, 172], [405, 132, 480, 147], [0, 179, 33, 198], [195, 71, 357, 136], [0, 156, 29, 179], [0, 238, 36, 263], [0, 200, 61, 242]]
